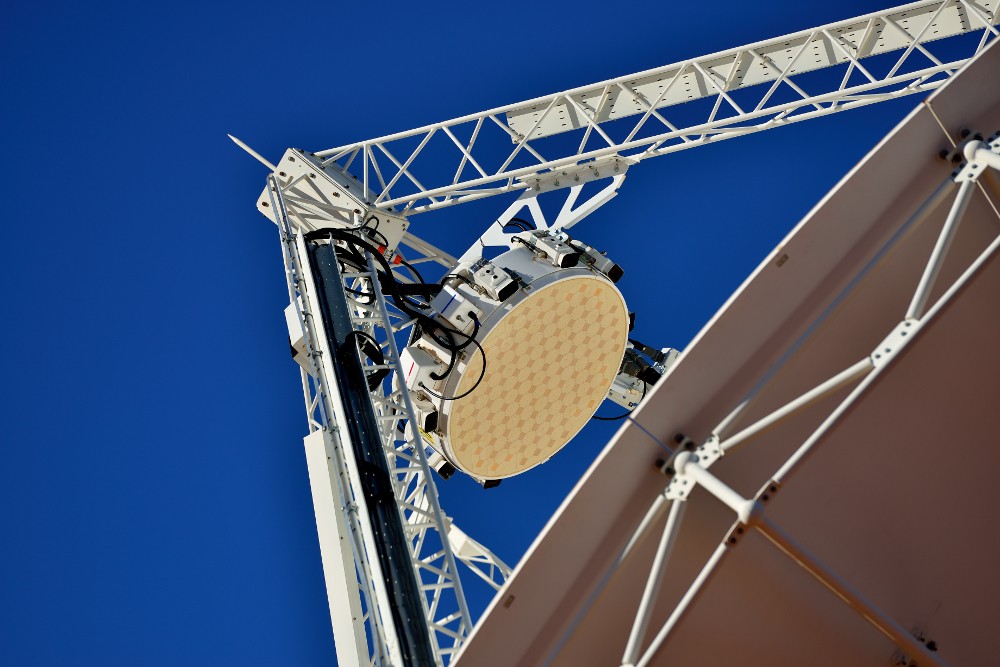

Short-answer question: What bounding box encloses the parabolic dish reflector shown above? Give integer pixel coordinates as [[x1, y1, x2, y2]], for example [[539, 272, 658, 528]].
[[455, 38, 1000, 667]]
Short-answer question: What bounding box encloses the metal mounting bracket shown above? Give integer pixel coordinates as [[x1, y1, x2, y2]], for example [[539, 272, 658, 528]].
[[694, 434, 723, 469], [664, 468, 696, 501], [955, 132, 1000, 182], [458, 161, 631, 264], [519, 155, 635, 194], [871, 319, 919, 369], [258, 149, 411, 252]]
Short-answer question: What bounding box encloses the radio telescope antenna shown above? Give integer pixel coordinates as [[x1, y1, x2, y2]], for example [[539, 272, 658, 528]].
[[235, 2, 999, 664]]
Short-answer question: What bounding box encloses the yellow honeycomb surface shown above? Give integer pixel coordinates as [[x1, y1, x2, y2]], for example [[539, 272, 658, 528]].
[[448, 275, 628, 478]]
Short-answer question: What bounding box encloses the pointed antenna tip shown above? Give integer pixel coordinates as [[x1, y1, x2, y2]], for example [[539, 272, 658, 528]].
[[228, 134, 277, 171]]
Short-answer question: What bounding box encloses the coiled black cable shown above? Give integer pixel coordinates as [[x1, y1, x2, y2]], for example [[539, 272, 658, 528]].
[[418, 332, 487, 401], [305, 228, 485, 391], [429, 315, 481, 381]]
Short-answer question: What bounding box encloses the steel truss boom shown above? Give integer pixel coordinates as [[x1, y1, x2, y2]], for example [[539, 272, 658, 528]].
[[239, 3, 1000, 666], [314, 0, 999, 215]]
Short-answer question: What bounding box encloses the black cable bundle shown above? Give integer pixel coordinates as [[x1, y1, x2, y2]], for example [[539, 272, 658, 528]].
[[503, 216, 536, 232], [304, 227, 487, 400]]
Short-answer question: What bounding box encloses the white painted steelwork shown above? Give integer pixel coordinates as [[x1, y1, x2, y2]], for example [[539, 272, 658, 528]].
[[314, 0, 999, 214], [267, 178, 400, 665], [236, 3, 1000, 665], [266, 178, 513, 665]]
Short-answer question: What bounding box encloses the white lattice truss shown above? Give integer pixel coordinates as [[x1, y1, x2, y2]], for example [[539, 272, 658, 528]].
[[268, 175, 510, 666], [542, 137, 1000, 667], [343, 254, 515, 646], [342, 262, 473, 662], [315, 0, 999, 215]]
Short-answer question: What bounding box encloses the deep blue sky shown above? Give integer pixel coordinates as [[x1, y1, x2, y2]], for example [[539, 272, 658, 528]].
[[1, 1, 950, 664]]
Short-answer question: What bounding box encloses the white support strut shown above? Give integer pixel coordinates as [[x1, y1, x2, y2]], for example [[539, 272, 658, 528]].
[[313, 1, 999, 214], [620, 134, 1000, 667]]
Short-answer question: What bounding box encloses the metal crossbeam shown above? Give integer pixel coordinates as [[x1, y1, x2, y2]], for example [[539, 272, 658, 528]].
[[315, 0, 999, 214]]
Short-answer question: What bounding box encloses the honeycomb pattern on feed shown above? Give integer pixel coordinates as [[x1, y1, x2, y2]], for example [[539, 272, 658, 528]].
[[448, 275, 628, 478]]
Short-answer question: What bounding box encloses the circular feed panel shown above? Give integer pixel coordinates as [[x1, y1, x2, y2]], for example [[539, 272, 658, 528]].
[[447, 275, 628, 479]]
